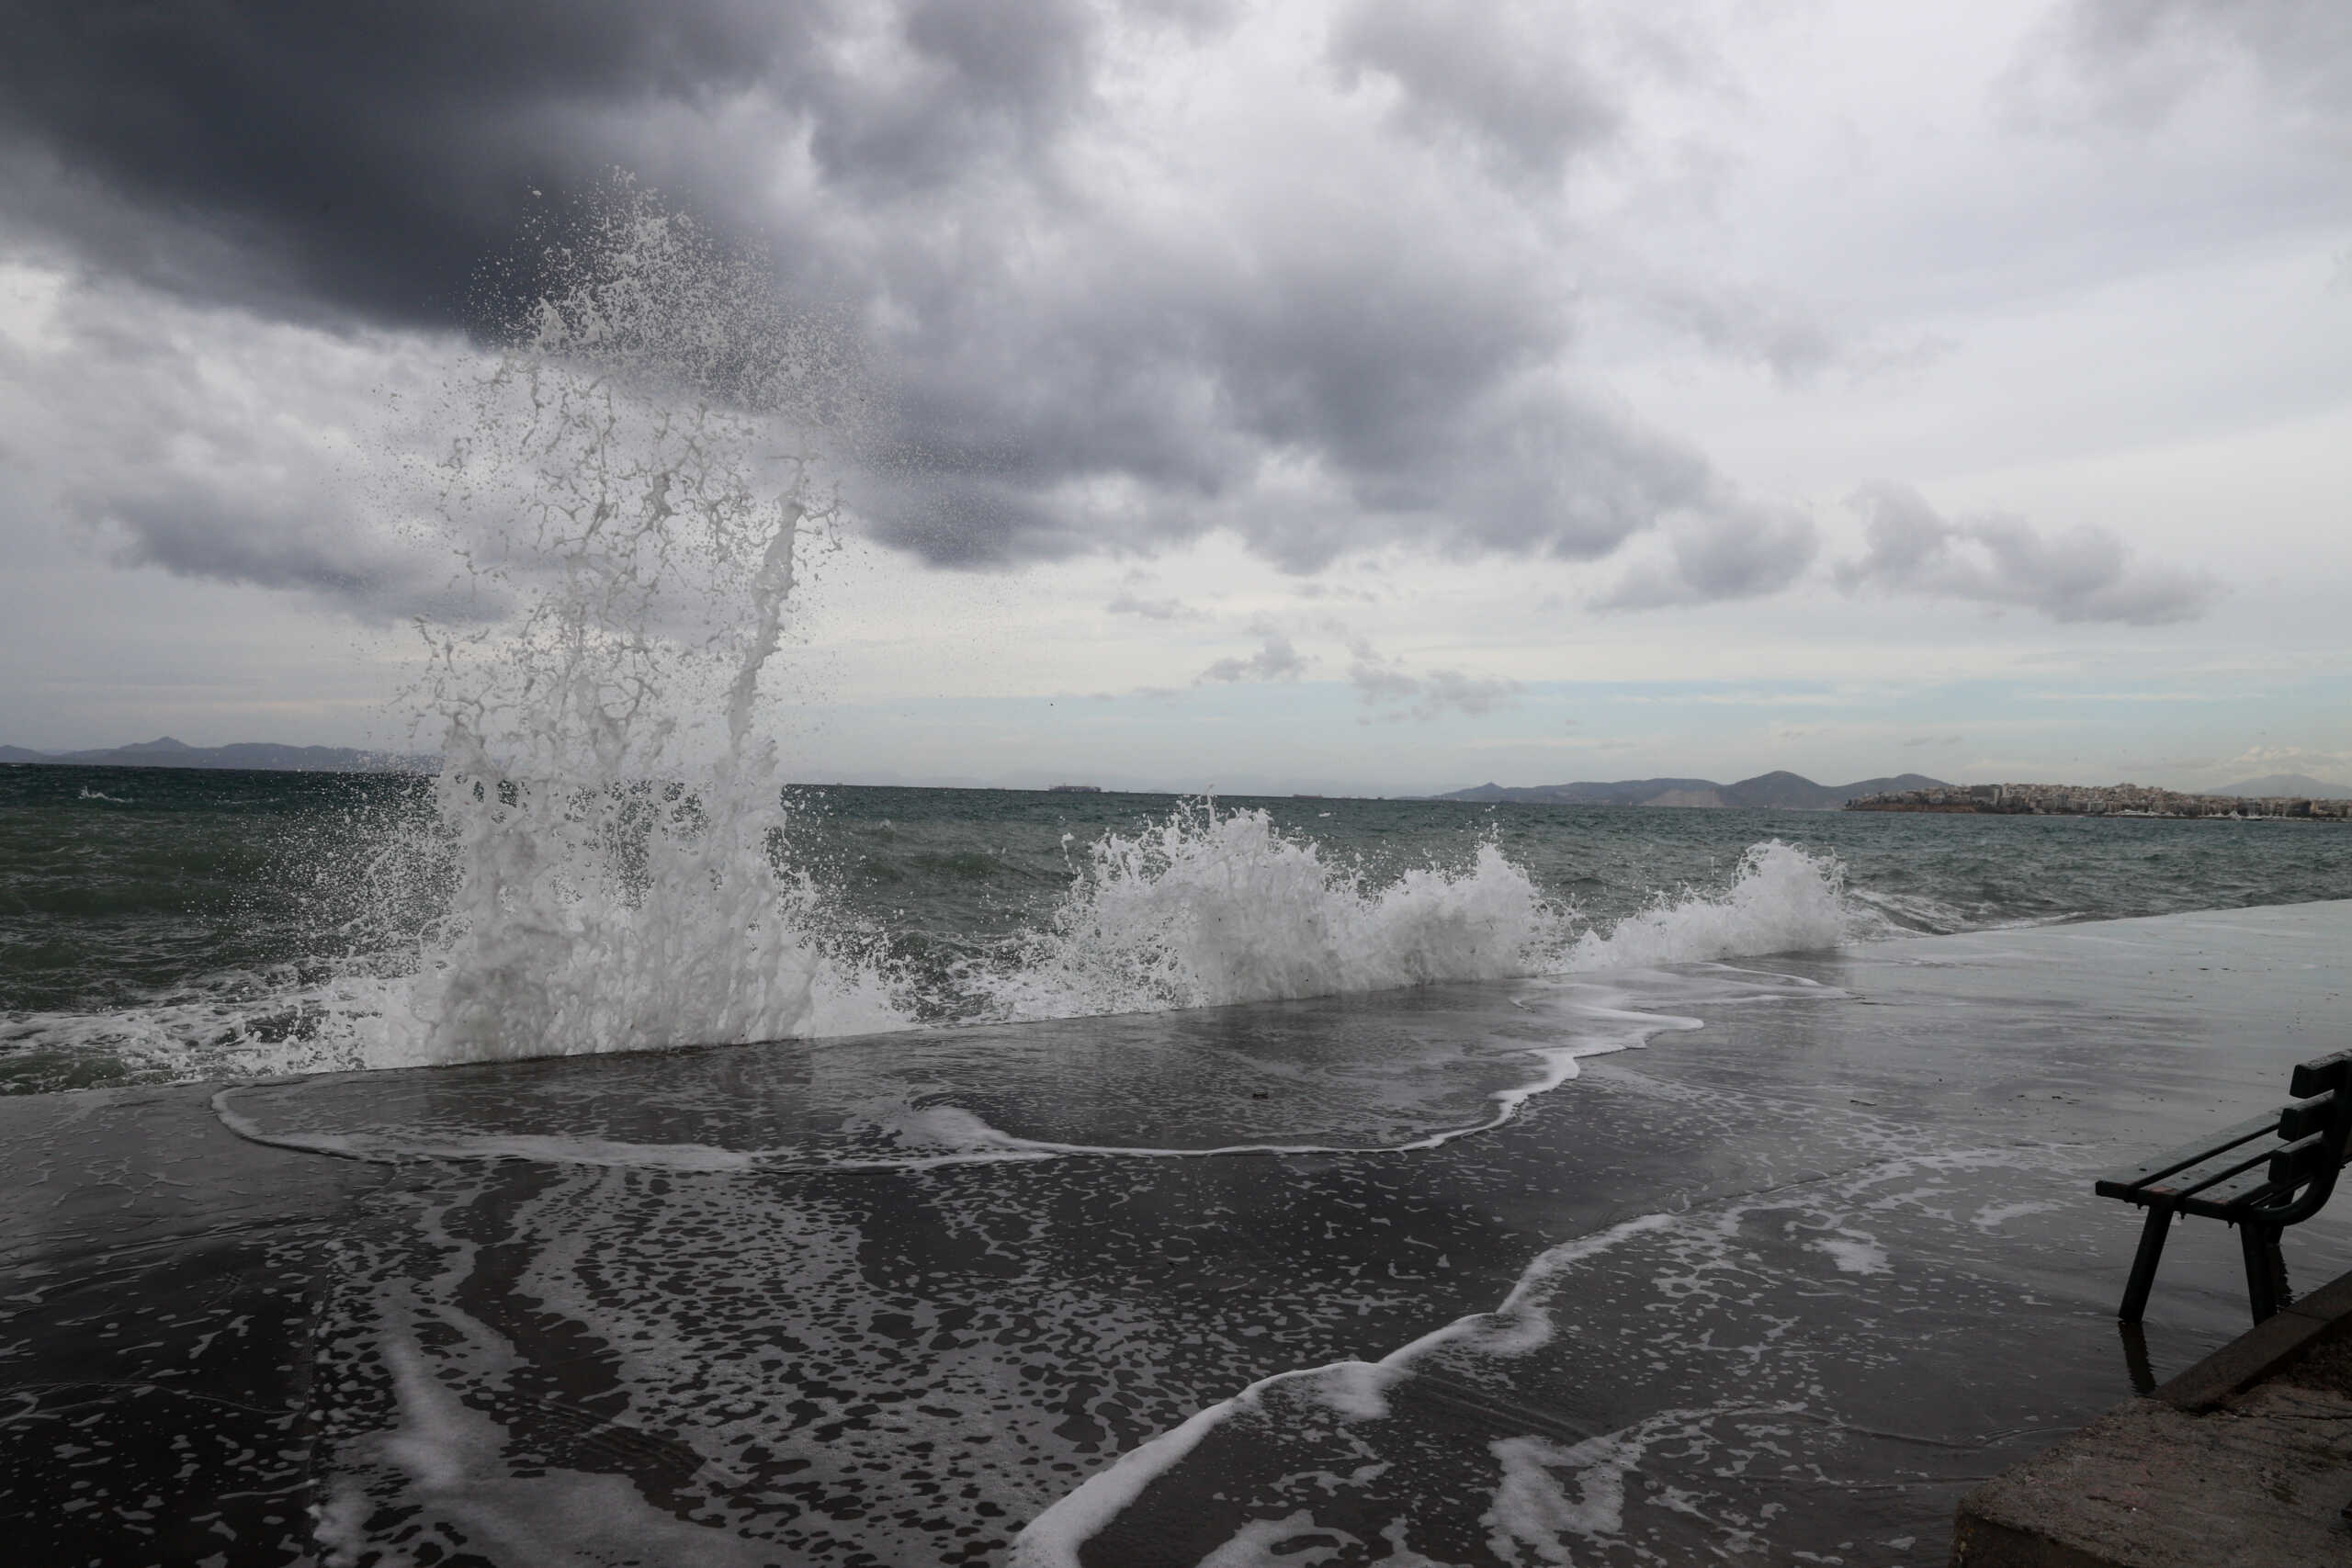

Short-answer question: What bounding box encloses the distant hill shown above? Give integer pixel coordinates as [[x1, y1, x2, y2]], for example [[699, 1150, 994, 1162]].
[[2211, 773, 2352, 800], [0, 736, 436, 773], [1435, 771, 1949, 811]]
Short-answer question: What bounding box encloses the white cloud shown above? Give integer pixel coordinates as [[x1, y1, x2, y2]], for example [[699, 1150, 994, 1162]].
[[1836, 483, 2220, 626]]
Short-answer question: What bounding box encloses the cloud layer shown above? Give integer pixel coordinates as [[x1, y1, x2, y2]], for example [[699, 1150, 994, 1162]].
[[1837, 483, 2218, 626], [0, 0, 2285, 645], [0, 0, 1816, 595]]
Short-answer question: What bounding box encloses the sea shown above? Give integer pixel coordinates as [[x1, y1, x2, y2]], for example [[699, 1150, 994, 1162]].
[[8, 203, 2352, 1564], [6, 763, 2350, 1095], [7, 765, 2352, 1566]]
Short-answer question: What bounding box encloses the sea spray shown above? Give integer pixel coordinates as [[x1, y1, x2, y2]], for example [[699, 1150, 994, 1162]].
[[967, 801, 1851, 1020], [972, 803, 1572, 1019], [391, 186, 910, 1063], [1568, 839, 1849, 970]]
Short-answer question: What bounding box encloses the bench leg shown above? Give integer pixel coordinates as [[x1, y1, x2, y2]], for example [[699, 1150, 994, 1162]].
[[2240, 1220, 2285, 1324], [2117, 1318, 2157, 1397], [2118, 1205, 2173, 1323]]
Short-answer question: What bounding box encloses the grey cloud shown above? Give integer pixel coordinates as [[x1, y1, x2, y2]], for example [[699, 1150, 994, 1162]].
[[2029, 1, 2352, 129], [1836, 483, 2219, 626], [86, 490, 454, 619], [1329, 0, 1623, 182], [0, 2, 1111, 321], [0, 274, 472, 624], [801, 0, 1100, 198], [841, 163, 1753, 574], [0, 0, 1796, 589], [1107, 592, 1194, 621], [1198, 620, 1309, 683], [1596, 506, 1818, 611], [1347, 642, 1521, 722], [0, 2, 824, 325], [1644, 284, 1840, 385]]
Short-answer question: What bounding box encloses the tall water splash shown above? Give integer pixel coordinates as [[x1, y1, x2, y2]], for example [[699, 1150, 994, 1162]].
[[401, 186, 907, 1064]]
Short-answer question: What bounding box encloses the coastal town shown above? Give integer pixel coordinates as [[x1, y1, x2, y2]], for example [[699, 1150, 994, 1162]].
[[1849, 782, 2352, 820]]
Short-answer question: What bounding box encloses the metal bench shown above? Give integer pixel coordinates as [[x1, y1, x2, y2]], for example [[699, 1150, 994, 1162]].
[[2094, 1048, 2352, 1325]]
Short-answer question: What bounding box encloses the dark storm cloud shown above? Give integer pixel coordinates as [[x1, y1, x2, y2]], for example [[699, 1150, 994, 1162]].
[[0, 0, 1817, 593], [1836, 483, 2219, 626], [0, 0, 1113, 321], [88, 489, 450, 617], [0, 1, 823, 322]]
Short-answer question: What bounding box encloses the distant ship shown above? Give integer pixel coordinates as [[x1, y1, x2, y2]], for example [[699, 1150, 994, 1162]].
[[1046, 783, 1103, 793]]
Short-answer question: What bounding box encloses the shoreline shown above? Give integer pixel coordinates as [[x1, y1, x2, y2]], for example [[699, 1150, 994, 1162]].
[[1850, 781, 2352, 821]]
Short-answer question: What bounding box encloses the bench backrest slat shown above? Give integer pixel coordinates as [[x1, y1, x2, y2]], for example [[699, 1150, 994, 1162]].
[[2279, 1089, 2338, 1141], [2270, 1133, 2329, 1186], [2290, 1049, 2352, 1100]]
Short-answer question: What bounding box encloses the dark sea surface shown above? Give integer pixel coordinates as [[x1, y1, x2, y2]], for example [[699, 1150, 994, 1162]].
[[6, 761, 2352, 1565], [6, 761, 2352, 1093]]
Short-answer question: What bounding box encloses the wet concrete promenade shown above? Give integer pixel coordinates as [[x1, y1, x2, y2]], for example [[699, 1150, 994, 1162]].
[[3, 902, 2348, 1565]]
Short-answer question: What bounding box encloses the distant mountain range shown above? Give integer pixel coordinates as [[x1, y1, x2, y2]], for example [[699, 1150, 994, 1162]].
[[0, 737, 435, 773], [2211, 773, 2352, 800], [1434, 771, 1951, 811]]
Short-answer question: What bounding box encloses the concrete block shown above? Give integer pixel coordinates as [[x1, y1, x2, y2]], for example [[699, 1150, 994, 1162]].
[[1951, 1385, 2352, 1567]]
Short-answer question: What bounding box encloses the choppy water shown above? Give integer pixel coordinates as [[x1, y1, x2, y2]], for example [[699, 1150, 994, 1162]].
[[6, 760, 2348, 1094]]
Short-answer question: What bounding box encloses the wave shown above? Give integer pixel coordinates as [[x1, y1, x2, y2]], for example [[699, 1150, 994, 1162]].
[[969, 806, 1849, 1021], [4, 817, 1852, 1086], [966, 803, 1570, 1020], [1566, 839, 1849, 970]]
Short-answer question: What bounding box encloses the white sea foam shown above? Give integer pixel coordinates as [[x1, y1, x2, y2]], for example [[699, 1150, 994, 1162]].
[[1012, 1135, 2055, 1566], [1565, 840, 1848, 971], [968, 805, 1572, 1020], [314, 1336, 779, 1568], [973, 804, 1849, 1022]]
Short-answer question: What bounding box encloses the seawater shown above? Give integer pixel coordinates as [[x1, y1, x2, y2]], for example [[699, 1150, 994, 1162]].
[[5, 759, 2349, 1094], [12, 196, 2352, 1567]]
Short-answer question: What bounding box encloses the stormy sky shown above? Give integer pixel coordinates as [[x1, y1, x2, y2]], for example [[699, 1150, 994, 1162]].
[[1, 0, 2346, 793]]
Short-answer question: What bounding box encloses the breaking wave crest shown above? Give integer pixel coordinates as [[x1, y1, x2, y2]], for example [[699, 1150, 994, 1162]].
[[3, 810, 1853, 1084], [968, 804, 1570, 1020], [1567, 839, 1849, 971], [968, 805, 1849, 1021]]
